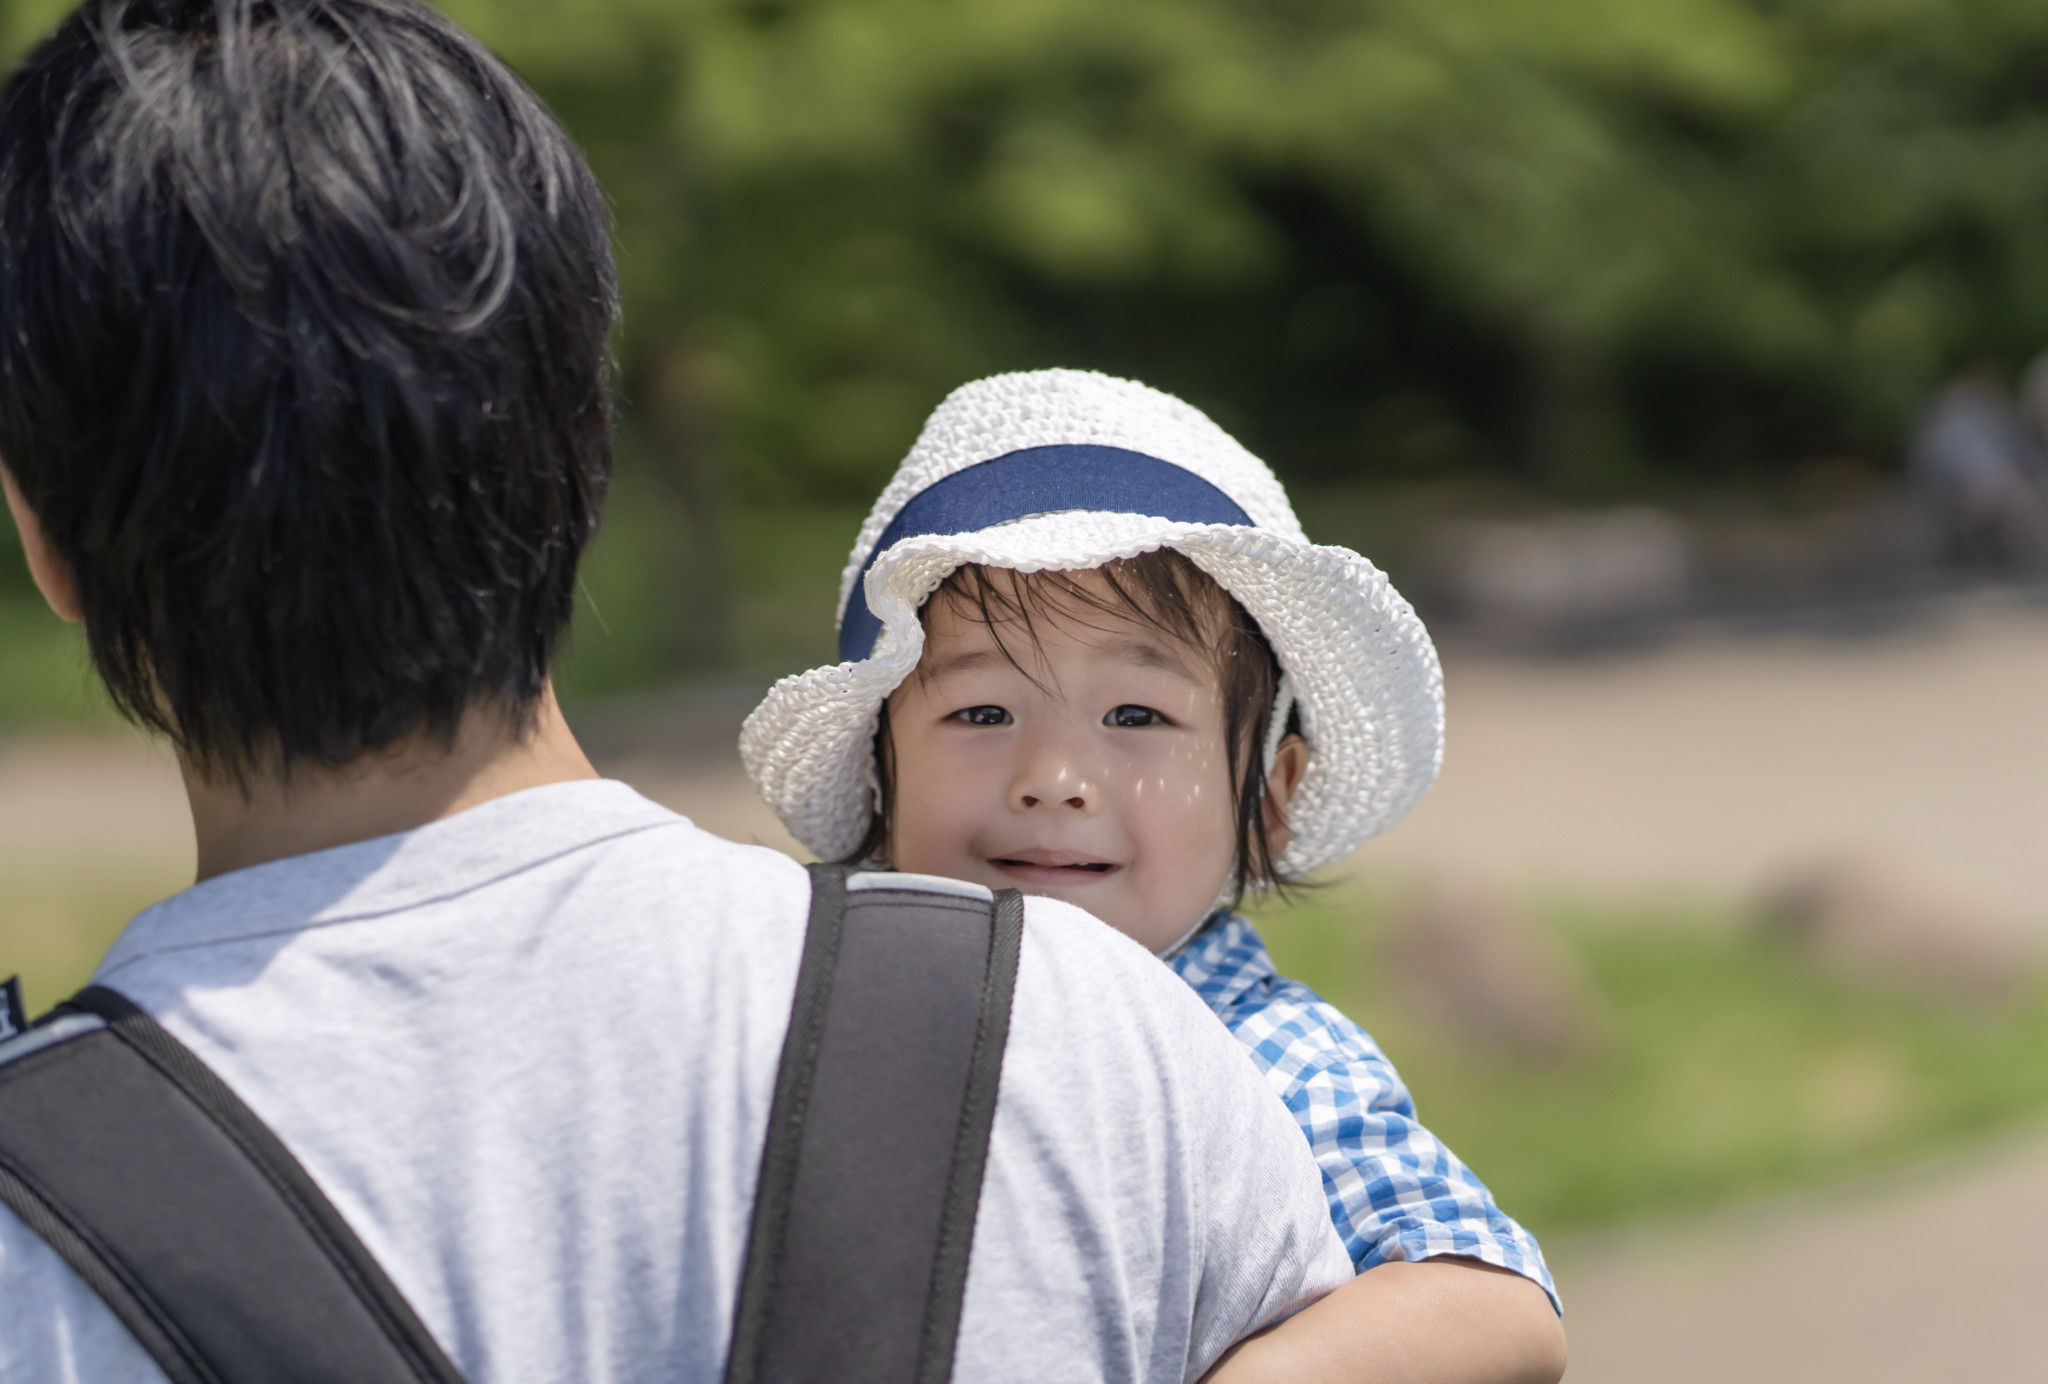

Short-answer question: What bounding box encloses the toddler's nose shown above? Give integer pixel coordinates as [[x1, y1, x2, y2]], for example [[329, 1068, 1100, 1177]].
[[1014, 761, 1096, 813], [1018, 788, 1089, 810]]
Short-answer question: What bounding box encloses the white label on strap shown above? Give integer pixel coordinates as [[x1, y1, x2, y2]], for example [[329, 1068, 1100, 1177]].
[[846, 871, 996, 904], [0, 1013, 105, 1070]]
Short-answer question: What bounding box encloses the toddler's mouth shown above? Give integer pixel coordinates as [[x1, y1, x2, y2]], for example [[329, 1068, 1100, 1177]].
[[988, 851, 1121, 885]]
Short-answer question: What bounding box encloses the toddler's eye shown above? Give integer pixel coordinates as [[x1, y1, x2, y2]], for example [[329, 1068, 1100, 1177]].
[[1105, 705, 1165, 728], [951, 705, 1013, 726]]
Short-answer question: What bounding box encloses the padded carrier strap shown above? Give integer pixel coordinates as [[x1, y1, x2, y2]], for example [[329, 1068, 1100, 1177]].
[[725, 864, 1026, 1384], [0, 864, 1021, 1384], [0, 985, 467, 1384]]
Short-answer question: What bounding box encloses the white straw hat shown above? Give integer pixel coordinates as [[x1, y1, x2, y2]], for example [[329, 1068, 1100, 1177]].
[[739, 368, 1444, 877]]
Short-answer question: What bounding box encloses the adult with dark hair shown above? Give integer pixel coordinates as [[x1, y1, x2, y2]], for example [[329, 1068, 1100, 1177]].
[[0, 2, 1351, 1380]]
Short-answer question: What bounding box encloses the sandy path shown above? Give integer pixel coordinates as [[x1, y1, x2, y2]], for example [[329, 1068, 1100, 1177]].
[[1353, 602, 2048, 921], [1554, 1126, 2048, 1381], [0, 733, 191, 873]]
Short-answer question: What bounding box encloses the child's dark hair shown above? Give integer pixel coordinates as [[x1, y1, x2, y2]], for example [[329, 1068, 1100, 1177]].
[[0, 0, 616, 778], [853, 548, 1302, 904]]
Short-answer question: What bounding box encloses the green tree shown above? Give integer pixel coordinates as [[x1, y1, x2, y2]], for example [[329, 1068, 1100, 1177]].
[[10, 0, 2048, 677]]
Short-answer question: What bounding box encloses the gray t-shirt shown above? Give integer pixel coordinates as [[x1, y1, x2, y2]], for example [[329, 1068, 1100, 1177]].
[[0, 780, 1350, 1383]]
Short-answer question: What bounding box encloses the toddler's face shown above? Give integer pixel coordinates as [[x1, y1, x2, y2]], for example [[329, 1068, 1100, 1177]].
[[883, 570, 1243, 952]]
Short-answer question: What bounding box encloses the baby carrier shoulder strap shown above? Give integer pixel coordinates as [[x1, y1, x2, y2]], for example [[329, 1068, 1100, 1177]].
[[724, 863, 1025, 1384], [0, 863, 1022, 1384], [0, 984, 468, 1384]]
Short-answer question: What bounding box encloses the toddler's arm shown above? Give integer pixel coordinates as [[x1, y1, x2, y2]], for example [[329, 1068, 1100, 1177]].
[[1198, 1257, 1565, 1384], [1169, 916, 1564, 1381], [1170, 919, 1558, 1305]]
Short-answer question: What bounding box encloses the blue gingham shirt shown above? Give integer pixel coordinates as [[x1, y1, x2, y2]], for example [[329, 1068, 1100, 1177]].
[[1169, 912, 1559, 1312]]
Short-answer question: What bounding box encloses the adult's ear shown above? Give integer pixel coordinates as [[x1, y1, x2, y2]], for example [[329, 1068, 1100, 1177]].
[[1259, 733, 1309, 863], [1, 463, 83, 624]]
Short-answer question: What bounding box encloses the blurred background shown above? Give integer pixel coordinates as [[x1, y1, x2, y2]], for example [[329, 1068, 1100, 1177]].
[[4, 0, 2048, 1375]]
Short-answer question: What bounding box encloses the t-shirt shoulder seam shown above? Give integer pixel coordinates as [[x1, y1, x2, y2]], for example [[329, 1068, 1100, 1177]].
[[97, 817, 697, 981]]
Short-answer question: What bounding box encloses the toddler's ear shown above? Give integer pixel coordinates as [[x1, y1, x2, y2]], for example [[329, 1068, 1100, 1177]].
[[1260, 734, 1309, 857]]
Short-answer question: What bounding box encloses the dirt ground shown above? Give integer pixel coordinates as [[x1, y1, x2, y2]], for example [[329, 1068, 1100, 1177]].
[[3, 596, 2046, 1377], [1367, 600, 2048, 926], [1553, 1123, 2048, 1381]]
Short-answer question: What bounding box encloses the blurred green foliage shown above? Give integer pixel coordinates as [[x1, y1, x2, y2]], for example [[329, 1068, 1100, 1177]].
[[1256, 884, 2048, 1236], [559, 467, 862, 695], [7, 0, 2048, 685], [0, 602, 107, 726], [465, 0, 2048, 675], [435, 0, 2048, 500]]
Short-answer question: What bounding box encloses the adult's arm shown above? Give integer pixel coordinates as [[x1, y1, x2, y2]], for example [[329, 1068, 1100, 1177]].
[[1200, 1258, 1567, 1384], [1166, 986, 1363, 1379]]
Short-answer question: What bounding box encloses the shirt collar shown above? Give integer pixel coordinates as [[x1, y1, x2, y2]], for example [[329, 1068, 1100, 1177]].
[[1166, 910, 1277, 1008], [97, 779, 679, 978]]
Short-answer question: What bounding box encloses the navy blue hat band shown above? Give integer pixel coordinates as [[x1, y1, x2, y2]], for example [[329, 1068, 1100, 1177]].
[[837, 443, 1254, 663]]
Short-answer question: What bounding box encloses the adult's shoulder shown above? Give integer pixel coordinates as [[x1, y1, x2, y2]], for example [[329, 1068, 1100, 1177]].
[[550, 781, 815, 912], [961, 894, 1354, 1381], [1002, 892, 1320, 1128], [1011, 894, 1232, 1044], [658, 814, 814, 893]]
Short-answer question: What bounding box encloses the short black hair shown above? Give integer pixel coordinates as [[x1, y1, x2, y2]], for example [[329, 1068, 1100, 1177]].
[[0, 0, 617, 776], [859, 549, 1302, 903]]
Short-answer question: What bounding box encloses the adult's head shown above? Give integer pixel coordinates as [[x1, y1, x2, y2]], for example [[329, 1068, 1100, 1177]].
[[0, 0, 616, 780]]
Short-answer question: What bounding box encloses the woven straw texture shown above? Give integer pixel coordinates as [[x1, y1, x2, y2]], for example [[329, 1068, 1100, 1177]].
[[837, 370, 1306, 620]]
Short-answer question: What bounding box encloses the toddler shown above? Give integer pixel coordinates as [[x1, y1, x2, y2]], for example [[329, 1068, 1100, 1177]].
[[743, 370, 1562, 1381]]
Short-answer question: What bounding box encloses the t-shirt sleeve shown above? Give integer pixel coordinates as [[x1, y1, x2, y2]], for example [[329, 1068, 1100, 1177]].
[[0, 1203, 172, 1383], [1003, 897, 1355, 1382], [1163, 980, 1360, 1377]]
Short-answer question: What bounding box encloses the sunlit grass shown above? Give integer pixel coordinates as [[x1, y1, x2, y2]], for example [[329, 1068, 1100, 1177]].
[[1252, 885, 2048, 1238], [0, 864, 184, 1016]]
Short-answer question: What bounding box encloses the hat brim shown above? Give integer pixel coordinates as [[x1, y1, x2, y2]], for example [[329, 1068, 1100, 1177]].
[[739, 511, 1443, 876]]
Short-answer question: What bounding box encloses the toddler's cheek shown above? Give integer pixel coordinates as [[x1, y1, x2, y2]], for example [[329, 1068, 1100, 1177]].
[[1129, 816, 1237, 930], [887, 808, 964, 877]]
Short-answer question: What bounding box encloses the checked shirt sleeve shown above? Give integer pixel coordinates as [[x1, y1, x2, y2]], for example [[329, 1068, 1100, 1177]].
[[1171, 914, 1559, 1314]]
